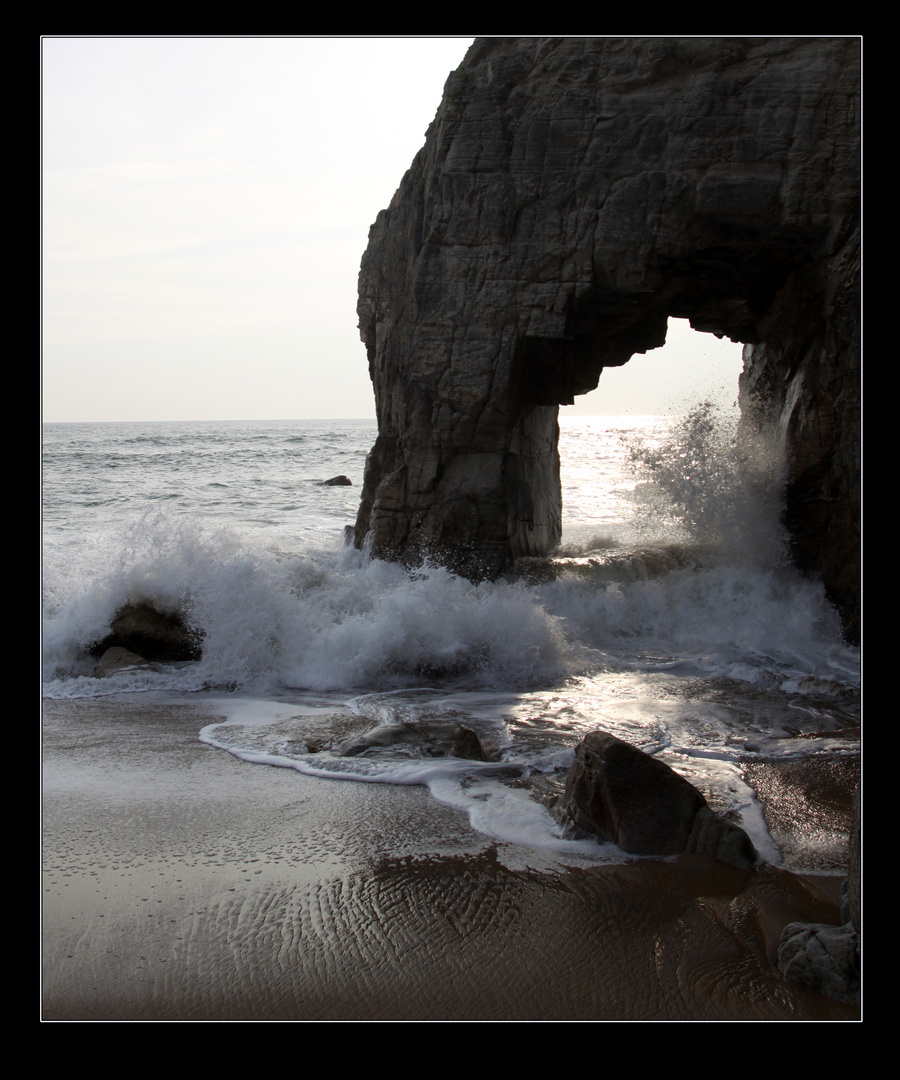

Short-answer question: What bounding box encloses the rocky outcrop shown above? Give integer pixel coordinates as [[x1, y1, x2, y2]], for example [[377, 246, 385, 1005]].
[[552, 731, 757, 869], [354, 37, 860, 637]]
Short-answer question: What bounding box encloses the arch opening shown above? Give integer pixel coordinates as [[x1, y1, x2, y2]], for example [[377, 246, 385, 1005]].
[[556, 320, 750, 554], [563, 319, 745, 418]]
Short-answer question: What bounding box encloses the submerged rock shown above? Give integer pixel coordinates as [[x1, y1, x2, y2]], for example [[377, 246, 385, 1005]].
[[553, 731, 757, 869], [338, 720, 502, 761], [452, 724, 492, 761], [319, 475, 352, 486], [92, 646, 161, 678], [89, 600, 203, 663]]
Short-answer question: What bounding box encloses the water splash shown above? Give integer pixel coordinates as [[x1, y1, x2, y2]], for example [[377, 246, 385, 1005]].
[[43, 415, 850, 702], [627, 401, 787, 564]]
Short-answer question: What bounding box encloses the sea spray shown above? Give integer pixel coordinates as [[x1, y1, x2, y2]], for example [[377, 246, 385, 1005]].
[[534, 405, 841, 686], [627, 401, 787, 564], [43, 518, 574, 695]]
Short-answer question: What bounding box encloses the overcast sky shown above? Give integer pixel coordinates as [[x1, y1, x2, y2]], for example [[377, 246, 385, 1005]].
[[42, 36, 743, 423]]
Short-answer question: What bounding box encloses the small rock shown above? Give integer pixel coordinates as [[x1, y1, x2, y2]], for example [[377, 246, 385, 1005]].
[[452, 724, 489, 761]]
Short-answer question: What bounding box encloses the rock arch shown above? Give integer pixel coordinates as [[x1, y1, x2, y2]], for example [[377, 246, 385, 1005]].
[[354, 37, 860, 640]]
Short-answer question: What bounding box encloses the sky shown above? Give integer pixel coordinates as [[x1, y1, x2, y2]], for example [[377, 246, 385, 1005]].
[[42, 36, 744, 423]]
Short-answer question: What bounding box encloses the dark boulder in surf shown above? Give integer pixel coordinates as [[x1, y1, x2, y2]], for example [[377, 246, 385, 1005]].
[[319, 475, 352, 486], [89, 600, 203, 663], [553, 731, 757, 870]]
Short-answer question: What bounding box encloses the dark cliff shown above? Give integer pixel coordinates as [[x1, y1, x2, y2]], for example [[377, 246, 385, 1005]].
[[354, 37, 860, 640]]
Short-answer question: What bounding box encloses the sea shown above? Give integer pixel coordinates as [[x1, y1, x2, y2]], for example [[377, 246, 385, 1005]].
[[42, 411, 860, 870]]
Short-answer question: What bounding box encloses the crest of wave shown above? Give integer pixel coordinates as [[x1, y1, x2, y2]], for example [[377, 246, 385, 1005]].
[[273, 554, 572, 691], [43, 508, 574, 693], [180, 546, 575, 692]]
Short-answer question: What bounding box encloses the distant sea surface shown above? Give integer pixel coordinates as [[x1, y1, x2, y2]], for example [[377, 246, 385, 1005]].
[[42, 413, 860, 869]]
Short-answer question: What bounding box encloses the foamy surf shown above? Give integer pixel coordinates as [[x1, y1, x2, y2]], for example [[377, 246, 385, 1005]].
[[42, 411, 859, 868]]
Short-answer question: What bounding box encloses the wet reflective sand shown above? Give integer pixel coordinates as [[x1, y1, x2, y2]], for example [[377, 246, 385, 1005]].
[[42, 697, 859, 1021]]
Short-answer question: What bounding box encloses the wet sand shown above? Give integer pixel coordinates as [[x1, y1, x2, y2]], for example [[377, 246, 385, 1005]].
[[42, 697, 859, 1021]]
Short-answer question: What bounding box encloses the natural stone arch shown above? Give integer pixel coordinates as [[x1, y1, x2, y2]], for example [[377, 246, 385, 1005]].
[[354, 37, 860, 640]]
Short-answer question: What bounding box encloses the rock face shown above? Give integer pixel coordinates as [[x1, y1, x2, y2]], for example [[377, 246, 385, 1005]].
[[553, 731, 758, 869], [354, 37, 860, 637]]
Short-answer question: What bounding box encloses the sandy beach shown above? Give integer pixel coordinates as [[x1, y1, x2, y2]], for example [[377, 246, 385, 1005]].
[[42, 696, 859, 1021]]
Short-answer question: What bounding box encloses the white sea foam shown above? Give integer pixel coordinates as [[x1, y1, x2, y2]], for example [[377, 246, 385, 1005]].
[[42, 412, 859, 866]]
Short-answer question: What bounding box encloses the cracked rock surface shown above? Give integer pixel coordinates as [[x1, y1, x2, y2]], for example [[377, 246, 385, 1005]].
[[354, 37, 859, 638]]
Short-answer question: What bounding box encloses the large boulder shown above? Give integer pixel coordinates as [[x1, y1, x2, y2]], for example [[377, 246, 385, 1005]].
[[554, 730, 757, 869]]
